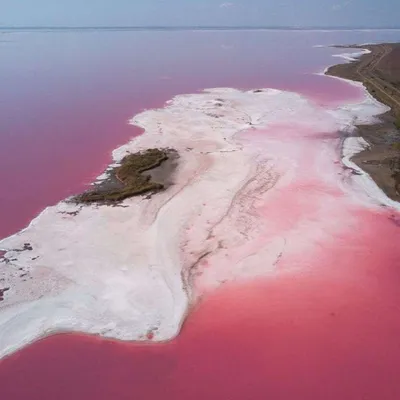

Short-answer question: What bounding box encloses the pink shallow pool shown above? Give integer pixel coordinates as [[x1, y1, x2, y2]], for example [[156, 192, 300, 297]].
[[1, 29, 400, 399]]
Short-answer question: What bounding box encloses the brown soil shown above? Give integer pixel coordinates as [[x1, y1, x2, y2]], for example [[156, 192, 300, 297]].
[[326, 43, 400, 202]]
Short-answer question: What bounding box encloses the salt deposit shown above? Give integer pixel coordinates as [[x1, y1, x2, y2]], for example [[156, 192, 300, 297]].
[[332, 48, 371, 62]]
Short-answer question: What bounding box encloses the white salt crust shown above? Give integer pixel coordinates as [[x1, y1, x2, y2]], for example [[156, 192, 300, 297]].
[[332, 48, 371, 62], [0, 84, 395, 359]]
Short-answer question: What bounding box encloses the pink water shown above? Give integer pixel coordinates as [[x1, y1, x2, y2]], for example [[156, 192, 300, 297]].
[[0, 29, 363, 239], [1, 29, 400, 399]]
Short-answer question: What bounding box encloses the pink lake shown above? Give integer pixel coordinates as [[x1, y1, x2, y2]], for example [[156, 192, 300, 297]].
[[1, 28, 400, 399]]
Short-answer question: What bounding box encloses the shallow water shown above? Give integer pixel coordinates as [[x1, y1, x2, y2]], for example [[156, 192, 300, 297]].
[[1, 29, 400, 399]]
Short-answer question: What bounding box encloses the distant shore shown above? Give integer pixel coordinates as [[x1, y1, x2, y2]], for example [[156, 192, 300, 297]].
[[326, 42, 400, 201]]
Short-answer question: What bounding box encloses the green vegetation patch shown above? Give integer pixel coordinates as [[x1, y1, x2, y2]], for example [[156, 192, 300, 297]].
[[74, 148, 173, 204]]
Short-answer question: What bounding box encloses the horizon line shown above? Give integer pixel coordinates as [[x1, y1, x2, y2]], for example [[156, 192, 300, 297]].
[[1, 25, 400, 31]]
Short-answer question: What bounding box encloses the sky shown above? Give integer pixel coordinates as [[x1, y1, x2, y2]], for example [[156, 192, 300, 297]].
[[1, 0, 399, 28]]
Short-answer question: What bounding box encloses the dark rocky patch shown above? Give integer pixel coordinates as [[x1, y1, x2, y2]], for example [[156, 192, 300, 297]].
[[73, 148, 178, 205], [0, 287, 10, 301]]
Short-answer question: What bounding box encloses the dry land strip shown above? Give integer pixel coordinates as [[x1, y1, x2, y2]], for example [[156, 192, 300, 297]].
[[327, 43, 400, 201]]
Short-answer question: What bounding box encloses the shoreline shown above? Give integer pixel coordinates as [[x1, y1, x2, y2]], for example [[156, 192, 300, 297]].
[[326, 43, 400, 202]]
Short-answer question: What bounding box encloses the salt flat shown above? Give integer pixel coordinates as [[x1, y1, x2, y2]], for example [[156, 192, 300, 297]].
[[0, 86, 391, 358]]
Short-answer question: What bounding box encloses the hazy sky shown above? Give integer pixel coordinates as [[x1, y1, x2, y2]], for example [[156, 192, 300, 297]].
[[1, 0, 399, 28]]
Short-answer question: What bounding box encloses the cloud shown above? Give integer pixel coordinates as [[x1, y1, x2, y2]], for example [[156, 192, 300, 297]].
[[220, 2, 234, 9]]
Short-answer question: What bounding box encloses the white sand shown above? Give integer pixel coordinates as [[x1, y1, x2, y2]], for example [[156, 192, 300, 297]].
[[0, 86, 393, 359]]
